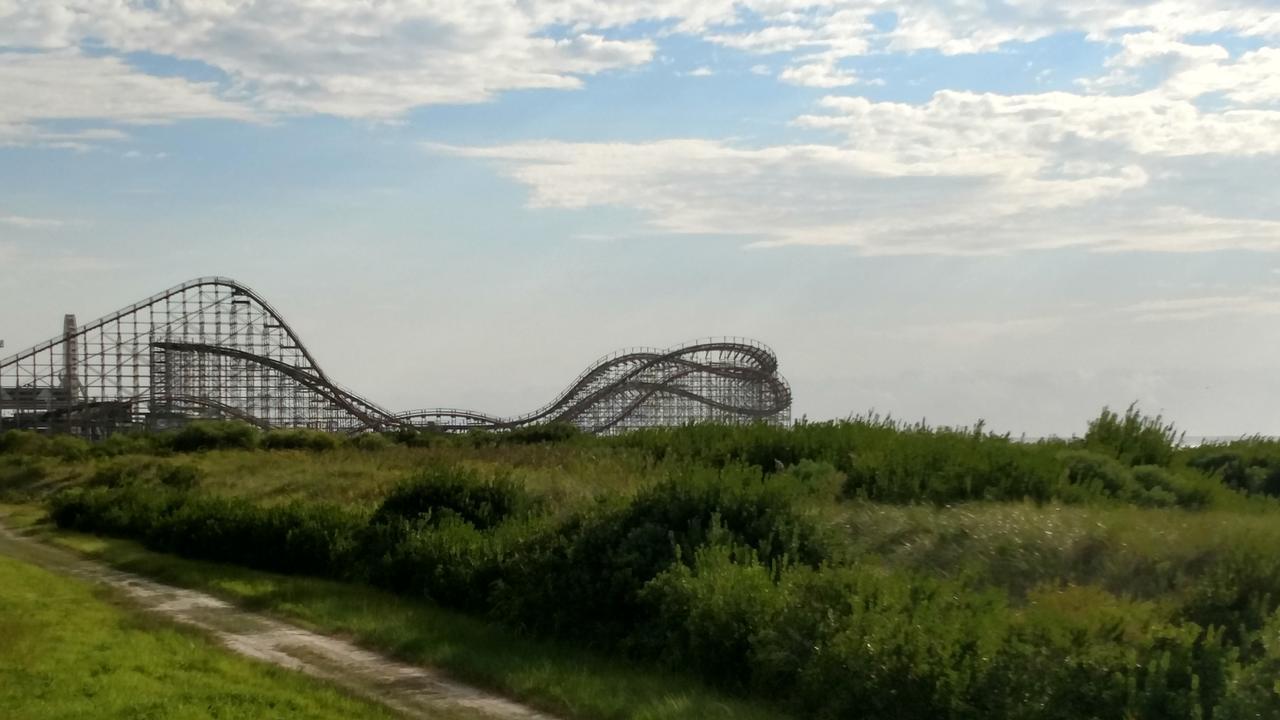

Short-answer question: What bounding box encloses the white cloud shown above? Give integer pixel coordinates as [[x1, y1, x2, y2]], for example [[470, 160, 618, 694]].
[[0, 50, 254, 146], [430, 139, 1147, 254], [4, 0, 1280, 256], [778, 57, 858, 88], [686, 66, 715, 77], [432, 72, 1280, 255], [0, 2, 656, 119], [3, 0, 1279, 121], [796, 91, 1280, 164], [1090, 32, 1280, 104]]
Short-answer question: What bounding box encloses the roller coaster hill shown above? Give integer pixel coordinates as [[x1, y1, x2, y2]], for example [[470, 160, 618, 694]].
[[0, 277, 792, 438]]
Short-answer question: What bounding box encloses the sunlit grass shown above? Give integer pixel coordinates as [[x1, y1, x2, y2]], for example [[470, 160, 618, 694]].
[[0, 552, 395, 720]]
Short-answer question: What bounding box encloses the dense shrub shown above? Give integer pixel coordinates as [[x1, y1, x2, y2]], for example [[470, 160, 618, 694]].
[[0, 430, 90, 461], [492, 465, 830, 640], [843, 428, 1063, 503], [261, 428, 340, 451], [0, 455, 50, 501], [50, 482, 361, 578], [93, 432, 163, 457], [165, 420, 260, 453], [147, 497, 362, 577], [1185, 439, 1280, 498], [49, 484, 184, 539], [1215, 610, 1280, 718], [1085, 405, 1182, 467], [0, 430, 44, 455], [501, 422, 582, 445], [1057, 451, 1215, 508], [613, 418, 1208, 507], [371, 464, 540, 530], [348, 432, 393, 451], [644, 547, 1236, 720]]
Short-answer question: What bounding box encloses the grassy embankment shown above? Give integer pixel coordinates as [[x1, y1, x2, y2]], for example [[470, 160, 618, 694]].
[[5, 407, 1280, 720], [0, 550, 396, 720]]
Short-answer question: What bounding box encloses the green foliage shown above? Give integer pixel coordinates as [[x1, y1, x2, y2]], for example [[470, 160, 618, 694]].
[[0, 429, 45, 455], [27, 411, 1280, 720], [1185, 438, 1280, 498], [348, 431, 393, 451], [165, 420, 261, 452], [1085, 404, 1182, 467], [0, 429, 90, 461], [843, 428, 1063, 503], [372, 464, 540, 530], [92, 432, 164, 457], [0, 455, 49, 501], [502, 422, 583, 445], [49, 483, 361, 578], [1215, 609, 1280, 718], [261, 428, 340, 451], [492, 465, 829, 641], [87, 456, 202, 490], [614, 417, 1216, 507], [644, 548, 1237, 720], [1055, 451, 1212, 508]]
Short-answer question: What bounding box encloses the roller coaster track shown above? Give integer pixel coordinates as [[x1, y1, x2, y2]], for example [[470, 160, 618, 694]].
[[398, 341, 791, 434], [0, 278, 791, 436]]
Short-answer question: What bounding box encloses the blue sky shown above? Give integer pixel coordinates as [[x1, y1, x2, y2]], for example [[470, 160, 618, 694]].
[[2, 1, 1279, 436]]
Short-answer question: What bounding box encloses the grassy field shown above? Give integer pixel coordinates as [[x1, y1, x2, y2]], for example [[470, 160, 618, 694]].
[[4, 409, 1280, 719], [0, 552, 395, 720]]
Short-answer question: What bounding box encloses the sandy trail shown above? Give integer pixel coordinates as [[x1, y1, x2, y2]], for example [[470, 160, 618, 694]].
[[0, 519, 562, 720]]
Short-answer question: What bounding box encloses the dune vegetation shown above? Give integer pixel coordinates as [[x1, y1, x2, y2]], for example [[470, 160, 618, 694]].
[[3, 406, 1280, 720]]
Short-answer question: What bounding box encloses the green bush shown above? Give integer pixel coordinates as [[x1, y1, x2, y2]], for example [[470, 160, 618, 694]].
[[640, 538, 787, 690], [0, 430, 90, 461], [371, 464, 540, 530], [501, 422, 582, 445], [1215, 610, 1280, 718], [48, 484, 183, 539], [843, 429, 1063, 503], [348, 432, 393, 451], [0, 455, 50, 501], [492, 465, 829, 640], [92, 432, 163, 457], [165, 420, 260, 453], [261, 428, 340, 451], [1184, 439, 1280, 498], [1085, 405, 1182, 467], [0, 430, 46, 455]]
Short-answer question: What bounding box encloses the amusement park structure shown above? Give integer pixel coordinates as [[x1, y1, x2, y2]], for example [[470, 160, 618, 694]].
[[0, 277, 791, 437]]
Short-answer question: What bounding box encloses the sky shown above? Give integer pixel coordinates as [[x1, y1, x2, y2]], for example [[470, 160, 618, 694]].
[[1, 1, 1279, 437]]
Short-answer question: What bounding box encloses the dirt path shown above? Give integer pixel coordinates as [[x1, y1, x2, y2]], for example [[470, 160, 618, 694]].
[[0, 520, 562, 720]]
